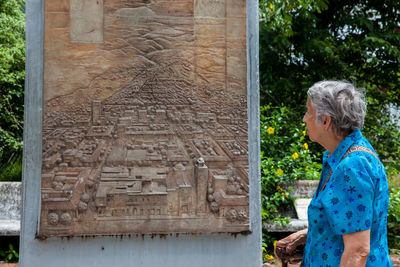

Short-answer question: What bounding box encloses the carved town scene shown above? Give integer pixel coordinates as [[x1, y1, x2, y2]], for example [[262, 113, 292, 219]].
[[39, 0, 248, 236]]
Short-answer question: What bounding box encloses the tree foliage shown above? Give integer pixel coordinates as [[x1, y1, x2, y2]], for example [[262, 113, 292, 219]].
[[0, 0, 25, 169], [259, 0, 400, 107], [260, 105, 322, 226], [259, 0, 400, 168]]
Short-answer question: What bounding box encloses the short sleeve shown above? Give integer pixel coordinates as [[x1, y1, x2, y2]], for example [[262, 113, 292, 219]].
[[320, 154, 375, 235]]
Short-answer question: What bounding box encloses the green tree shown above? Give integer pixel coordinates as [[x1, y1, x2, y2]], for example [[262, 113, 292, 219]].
[[259, 0, 400, 168], [0, 0, 25, 171], [259, 0, 400, 105]]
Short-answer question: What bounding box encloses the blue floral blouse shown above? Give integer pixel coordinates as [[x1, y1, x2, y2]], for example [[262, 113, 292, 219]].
[[302, 129, 392, 267]]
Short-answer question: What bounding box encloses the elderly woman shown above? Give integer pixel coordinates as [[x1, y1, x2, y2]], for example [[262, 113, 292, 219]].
[[275, 81, 392, 267]]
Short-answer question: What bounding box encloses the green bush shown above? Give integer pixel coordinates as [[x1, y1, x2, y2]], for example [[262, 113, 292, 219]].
[[363, 89, 400, 177], [388, 187, 400, 249], [0, 243, 19, 263], [260, 105, 322, 225], [261, 231, 279, 262], [0, 157, 22, 181], [0, 0, 25, 170]]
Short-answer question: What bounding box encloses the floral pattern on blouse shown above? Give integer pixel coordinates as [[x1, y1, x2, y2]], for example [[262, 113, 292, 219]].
[[302, 129, 392, 267]]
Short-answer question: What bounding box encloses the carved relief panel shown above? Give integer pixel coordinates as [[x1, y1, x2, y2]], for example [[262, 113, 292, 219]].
[[40, 0, 248, 237]]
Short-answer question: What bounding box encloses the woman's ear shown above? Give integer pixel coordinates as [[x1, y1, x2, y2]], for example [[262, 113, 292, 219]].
[[323, 116, 332, 130]]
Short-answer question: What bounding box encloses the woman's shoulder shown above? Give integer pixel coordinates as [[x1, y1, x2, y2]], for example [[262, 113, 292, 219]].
[[339, 145, 385, 178], [347, 134, 380, 161]]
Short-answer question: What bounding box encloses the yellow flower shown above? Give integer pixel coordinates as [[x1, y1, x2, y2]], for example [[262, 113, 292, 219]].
[[273, 240, 278, 248], [269, 4, 273, 9], [276, 185, 283, 191], [303, 143, 309, 150], [277, 168, 284, 176], [265, 254, 274, 260], [267, 127, 275, 135], [262, 246, 265, 252], [292, 152, 299, 160], [302, 130, 306, 136]]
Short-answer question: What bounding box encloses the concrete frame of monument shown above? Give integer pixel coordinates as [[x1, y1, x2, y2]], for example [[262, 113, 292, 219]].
[[21, 0, 261, 264]]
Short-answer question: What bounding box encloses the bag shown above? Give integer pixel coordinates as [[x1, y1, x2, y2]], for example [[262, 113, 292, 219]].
[[275, 230, 306, 266]]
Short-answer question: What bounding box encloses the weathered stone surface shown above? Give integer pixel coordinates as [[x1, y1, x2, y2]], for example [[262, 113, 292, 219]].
[[194, 0, 225, 18], [294, 198, 312, 221], [70, 0, 104, 43], [40, 0, 248, 237], [263, 219, 308, 233], [291, 180, 318, 198], [0, 182, 21, 236], [0, 182, 21, 221]]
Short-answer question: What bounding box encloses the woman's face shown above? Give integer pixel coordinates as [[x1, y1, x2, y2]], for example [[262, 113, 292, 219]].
[[302, 97, 324, 143]]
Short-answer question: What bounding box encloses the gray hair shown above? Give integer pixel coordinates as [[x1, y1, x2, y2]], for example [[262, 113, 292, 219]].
[[307, 81, 367, 135]]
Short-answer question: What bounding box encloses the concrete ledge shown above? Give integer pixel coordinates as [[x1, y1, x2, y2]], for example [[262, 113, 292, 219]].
[[263, 219, 308, 232], [0, 220, 20, 236], [0, 182, 21, 236]]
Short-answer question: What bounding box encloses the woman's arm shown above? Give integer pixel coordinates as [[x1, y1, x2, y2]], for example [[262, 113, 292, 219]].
[[340, 229, 370, 267]]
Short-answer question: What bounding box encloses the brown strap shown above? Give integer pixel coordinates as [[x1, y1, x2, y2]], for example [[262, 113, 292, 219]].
[[320, 146, 378, 192]]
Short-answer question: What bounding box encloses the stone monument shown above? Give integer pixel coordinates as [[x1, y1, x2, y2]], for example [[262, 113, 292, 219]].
[[21, 0, 261, 266], [39, 0, 249, 237]]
